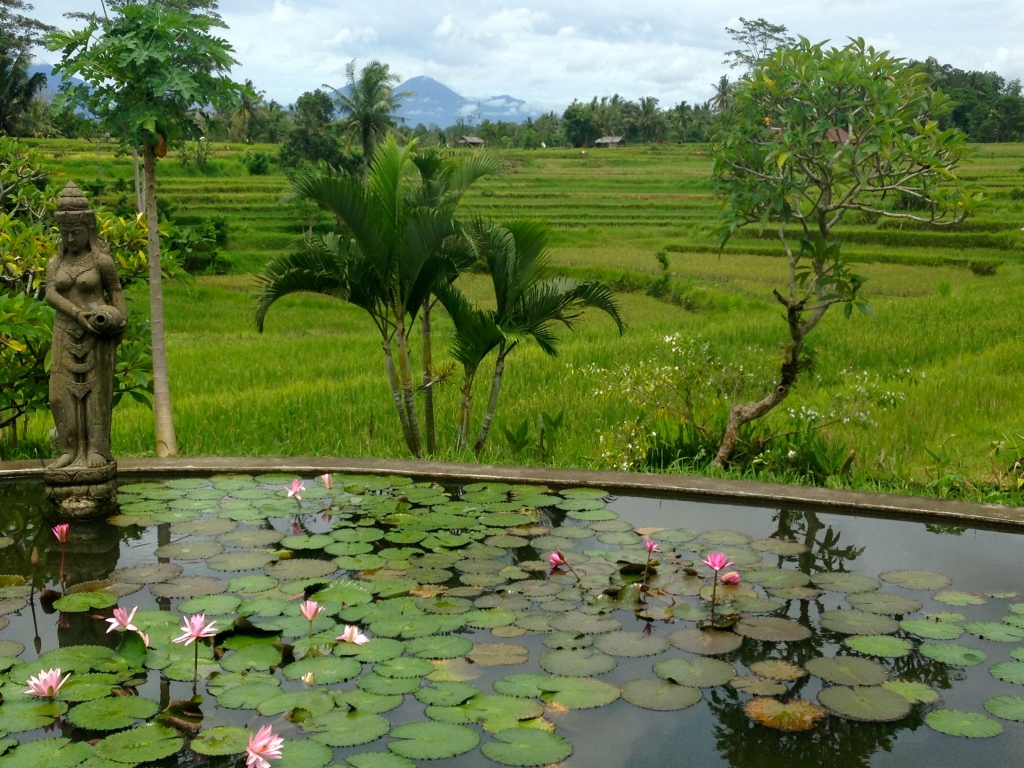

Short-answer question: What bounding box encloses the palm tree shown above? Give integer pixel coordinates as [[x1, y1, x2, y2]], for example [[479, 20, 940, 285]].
[[0, 53, 47, 135], [711, 75, 733, 114], [438, 219, 625, 455], [328, 60, 411, 171], [255, 135, 493, 456]]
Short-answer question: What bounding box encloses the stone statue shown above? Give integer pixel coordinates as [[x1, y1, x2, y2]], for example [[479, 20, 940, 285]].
[[43, 182, 126, 517]]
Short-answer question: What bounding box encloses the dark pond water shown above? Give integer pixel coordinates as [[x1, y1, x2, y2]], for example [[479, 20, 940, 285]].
[[0, 475, 1022, 768]]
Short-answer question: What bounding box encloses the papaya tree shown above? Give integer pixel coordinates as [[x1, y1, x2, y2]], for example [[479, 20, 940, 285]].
[[711, 37, 983, 466], [48, 3, 250, 456]]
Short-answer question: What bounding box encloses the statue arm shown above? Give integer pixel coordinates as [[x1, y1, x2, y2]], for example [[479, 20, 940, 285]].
[[44, 259, 87, 323], [97, 253, 127, 317]]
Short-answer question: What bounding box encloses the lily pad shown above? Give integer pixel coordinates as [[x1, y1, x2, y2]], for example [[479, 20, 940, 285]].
[[990, 661, 1024, 683], [493, 673, 551, 699], [805, 656, 888, 686], [984, 695, 1024, 722], [68, 696, 159, 730], [848, 592, 923, 616], [482, 728, 573, 767], [882, 680, 940, 704], [742, 569, 809, 589], [358, 673, 421, 695], [744, 698, 826, 732], [820, 609, 899, 635], [467, 643, 530, 667], [734, 617, 811, 642], [537, 676, 621, 709], [549, 613, 621, 635], [274, 739, 335, 768], [964, 621, 1024, 642], [818, 685, 911, 722], [206, 551, 278, 572], [540, 648, 616, 676], [258, 690, 335, 717], [154, 540, 223, 559], [191, 726, 251, 756], [336, 689, 404, 714], [221, 643, 282, 672], [53, 592, 118, 613], [654, 657, 735, 687], [843, 635, 914, 658], [594, 631, 669, 658], [699, 530, 751, 546], [94, 724, 184, 764], [748, 538, 809, 556], [920, 643, 988, 666], [306, 710, 391, 747], [667, 628, 742, 655], [0, 738, 93, 768], [934, 591, 986, 607], [216, 681, 283, 709], [731, 676, 787, 696], [283, 656, 362, 684], [387, 721, 480, 760], [621, 678, 702, 710], [812, 573, 881, 594], [179, 594, 240, 615], [0, 700, 67, 732], [925, 709, 1003, 738], [406, 635, 474, 660], [750, 660, 806, 681], [415, 682, 482, 707], [346, 753, 415, 768], [900, 618, 964, 640], [149, 575, 227, 598], [879, 570, 952, 591]]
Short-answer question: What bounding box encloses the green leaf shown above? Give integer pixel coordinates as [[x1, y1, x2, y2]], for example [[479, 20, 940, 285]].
[[482, 729, 573, 767], [388, 721, 480, 760], [990, 661, 1024, 683], [305, 710, 390, 747], [805, 656, 887, 686], [925, 709, 1003, 738], [537, 676, 621, 709], [621, 678, 702, 711], [68, 696, 159, 730], [919, 643, 988, 666], [818, 685, 910, 722], [0, 738, 92, 768], [191, 726, 250, 756], [94, 724, 184, 764], [843, 635, 913, 658], [882, 680, 940, 704], [53, 592, 119, 613]]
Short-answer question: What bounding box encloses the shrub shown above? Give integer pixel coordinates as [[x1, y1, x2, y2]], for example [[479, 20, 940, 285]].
[[243, 149, 271, 175]]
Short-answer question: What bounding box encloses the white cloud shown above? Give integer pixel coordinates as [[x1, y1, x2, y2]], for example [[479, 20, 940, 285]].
[[25, 0, 1024, 111]]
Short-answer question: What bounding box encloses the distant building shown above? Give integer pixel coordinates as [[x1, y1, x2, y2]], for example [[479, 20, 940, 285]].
[[457, 136, 485, 148], [594, 136, 627, 147]]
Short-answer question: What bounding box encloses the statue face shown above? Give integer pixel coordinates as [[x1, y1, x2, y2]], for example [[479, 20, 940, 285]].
[[62, 224, 90, 253]]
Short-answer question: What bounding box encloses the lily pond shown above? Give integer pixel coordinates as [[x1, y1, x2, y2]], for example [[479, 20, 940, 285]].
[[0, 475, 1022, 768]]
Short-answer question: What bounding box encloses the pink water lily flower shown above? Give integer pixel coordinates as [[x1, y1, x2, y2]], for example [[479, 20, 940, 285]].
[[319, 473, 333, 490], [52, 523, 69, 543], [644, 540, 660, 554], [549, 550, 567, 569], [245, 724, 284, 768], [719, 571, 741, 585], [286, 480, 305, 500], [171, 613, 218, 646], [701, 553, 734, 572], [105, 606, 139, 634], [137, 631, 150, 647], [299, 600, 324, 622], [25, 668, 70, 698], [337, 625, 370, 645]]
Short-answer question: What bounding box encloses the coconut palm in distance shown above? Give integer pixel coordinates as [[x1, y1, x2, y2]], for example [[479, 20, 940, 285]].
[[254, 135, 496, 457], [438, 218, 625, 455], [328, 60, 411, 171]]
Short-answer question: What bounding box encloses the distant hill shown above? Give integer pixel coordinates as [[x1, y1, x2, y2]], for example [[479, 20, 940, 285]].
[[28, 62, 85, 97], [396, 76, 541, 128]]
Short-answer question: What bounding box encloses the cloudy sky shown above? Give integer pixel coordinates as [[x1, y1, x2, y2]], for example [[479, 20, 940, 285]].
[[28, 0, 1024, 111]]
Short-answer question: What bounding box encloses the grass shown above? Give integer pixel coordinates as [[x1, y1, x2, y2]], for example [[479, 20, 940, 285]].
[[8, 138, 1024, 501]]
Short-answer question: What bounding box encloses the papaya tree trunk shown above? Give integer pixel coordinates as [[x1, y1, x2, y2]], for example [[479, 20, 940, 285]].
[[382, 335, 416, 453], [473, 342, 508, 456], [143, 144, 178, 457], [421, 298, 436, 455], [393, 320, 422, 457]]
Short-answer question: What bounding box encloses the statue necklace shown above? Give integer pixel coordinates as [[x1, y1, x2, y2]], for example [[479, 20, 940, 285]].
[[60, 249, 96, 281]]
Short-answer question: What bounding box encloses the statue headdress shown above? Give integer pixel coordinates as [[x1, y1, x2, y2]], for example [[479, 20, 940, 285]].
[[55, 181, 96, 227]]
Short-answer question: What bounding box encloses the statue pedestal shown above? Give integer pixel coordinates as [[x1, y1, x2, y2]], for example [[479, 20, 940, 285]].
[[44, 461, 118, 519]]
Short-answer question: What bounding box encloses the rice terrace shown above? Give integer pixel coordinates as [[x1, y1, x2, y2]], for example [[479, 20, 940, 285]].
[[3, 3, 1024, 768]]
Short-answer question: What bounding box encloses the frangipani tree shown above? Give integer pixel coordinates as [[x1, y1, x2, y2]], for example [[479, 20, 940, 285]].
[[711, 37, 983, 466], [48, 3, 250, 456]]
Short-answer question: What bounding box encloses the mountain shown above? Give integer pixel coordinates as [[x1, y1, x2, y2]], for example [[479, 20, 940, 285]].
[[28, 63, 86, 97], [396, 76, 540, 128]]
